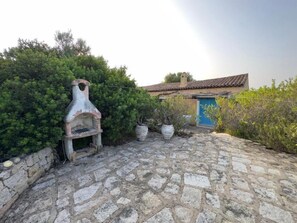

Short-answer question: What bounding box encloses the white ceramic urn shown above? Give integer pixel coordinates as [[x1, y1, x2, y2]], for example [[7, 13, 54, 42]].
[[135, 124, 148, 141], [161, 124, 174, 140]]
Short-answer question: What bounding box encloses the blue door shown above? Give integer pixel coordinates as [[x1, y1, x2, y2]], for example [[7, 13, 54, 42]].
[[197, 98, 217, 126]]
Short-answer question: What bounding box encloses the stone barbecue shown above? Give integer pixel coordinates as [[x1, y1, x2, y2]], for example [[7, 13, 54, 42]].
[[64, 79, 102, 160]]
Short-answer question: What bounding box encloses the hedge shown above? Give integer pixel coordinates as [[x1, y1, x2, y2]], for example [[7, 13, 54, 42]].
[[206, 79, 297, 153], [0, 40, 154, 160]]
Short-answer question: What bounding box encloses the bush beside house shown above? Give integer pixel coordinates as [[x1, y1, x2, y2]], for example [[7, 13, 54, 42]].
[[206, 79, 297, 153]]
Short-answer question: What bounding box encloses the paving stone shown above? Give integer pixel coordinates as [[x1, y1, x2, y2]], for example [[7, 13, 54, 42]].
[[232, 157, 251, 164], [232, 161, 247, 173], [268, 168, 281, 176], [282, 196, 297, 214], [137, 169, 153, 181], [212, 164, 227, 172], [94, 167, 111, 181], [184, 173, 210, 188], [230, 188, 254, 204], [54, 209, 70, 223], [250, 176, 277, 189], [104, 176, 120, 191], [206, 192, 220, 208], [77, 218, 92, 223], [56, 197, 69, 209], [116, 161, 139, 177], [155, 154, 166, 159], [252, 184, 278, 202], [112, 207, 138, 223], [148, 174, 167, 190], [125, 173, 136, 181], [259, 202, 294, 223], [74, 196, 105, 215], [24, 197, 53, 215], [94, 200, 119, 222], [281, 186, 297, 202], [57, 167, 72, 176], [231, 176, 250, 191], [218, 152, 230, 166], [73, 182, 102, 204], [58, 183, 74, 198], [23, 211, 50, 223], [164, 182, 179, 194], [181, 186, 202, 208], [156, 168, 170, 175], [195, 210, 216, 223], [250, 165, 265, 174], [111, 187, 121, 196], [109, 161, 123, 169], [280, 180, 295, 189], [140, 191, 162, 215], [85, 162, 105, 173], [225, 200, 255, 223], [174, 206, 193, 223], [286, 172, 297, 183], [117, 197, 131, 205], [170, 173, 181, 184], [77, 174, 92, 187], [210, 170, 227, 184], [144, 208, 174, 223]]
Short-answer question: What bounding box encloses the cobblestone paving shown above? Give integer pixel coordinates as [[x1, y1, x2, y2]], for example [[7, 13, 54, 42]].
[[2, 132, 297, 223]]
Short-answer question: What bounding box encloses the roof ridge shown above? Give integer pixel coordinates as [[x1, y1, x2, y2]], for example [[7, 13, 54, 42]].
[[142, 73, 248, 92], [189, 73, 248, 84]]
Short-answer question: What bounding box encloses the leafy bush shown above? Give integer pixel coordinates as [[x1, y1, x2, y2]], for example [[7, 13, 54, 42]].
[[205, 79, 297, 153], [0, 38, 155, 160], [153, 96, 195, 132], [0, 48, 73, 160]]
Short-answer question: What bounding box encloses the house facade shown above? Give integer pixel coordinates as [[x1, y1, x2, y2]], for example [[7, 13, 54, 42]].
[[142, 73, 249, 126]]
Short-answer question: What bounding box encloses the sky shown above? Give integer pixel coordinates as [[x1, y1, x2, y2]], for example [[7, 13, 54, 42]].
[[0, 0, 296, 88]]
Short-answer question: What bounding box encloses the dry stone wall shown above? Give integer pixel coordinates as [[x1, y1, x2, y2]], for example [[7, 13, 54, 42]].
[[0, 147, 54, 218]]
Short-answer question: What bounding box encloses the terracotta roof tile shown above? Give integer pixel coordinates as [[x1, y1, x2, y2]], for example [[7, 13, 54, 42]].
[[142, 73, 248, 92]]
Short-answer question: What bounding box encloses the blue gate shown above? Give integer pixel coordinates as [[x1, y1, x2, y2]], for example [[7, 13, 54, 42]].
[[197, 98, 217, 126]]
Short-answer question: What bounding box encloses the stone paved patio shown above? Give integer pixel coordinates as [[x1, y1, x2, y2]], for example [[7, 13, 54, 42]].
[[2, 132, 297, 223]]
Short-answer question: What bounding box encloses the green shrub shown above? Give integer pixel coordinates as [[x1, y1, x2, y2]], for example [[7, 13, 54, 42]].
[[154, 95, 195, 132], [0, 49, 74, 160], [205, 79, 297, 153], [0, 39, 155, 160]]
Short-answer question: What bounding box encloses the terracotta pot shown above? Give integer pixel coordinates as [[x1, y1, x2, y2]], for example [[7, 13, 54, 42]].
[[135, 124, 148, 141], [161, 124, 174, 140]]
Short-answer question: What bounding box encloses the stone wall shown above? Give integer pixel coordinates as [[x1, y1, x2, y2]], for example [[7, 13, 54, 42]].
[[0, 147, 54, 218]]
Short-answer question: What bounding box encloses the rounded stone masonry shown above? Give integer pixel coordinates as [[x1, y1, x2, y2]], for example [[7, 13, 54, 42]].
[[0, 147, 54, 219]]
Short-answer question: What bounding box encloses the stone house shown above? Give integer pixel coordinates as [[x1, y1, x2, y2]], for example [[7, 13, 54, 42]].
[[142, 73, 249, 126]]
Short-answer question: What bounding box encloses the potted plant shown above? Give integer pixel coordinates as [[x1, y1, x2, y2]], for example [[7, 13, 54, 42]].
[[135, 101, 155, 141], [135, 116, 149, 141], [158, 101, 175, 140]]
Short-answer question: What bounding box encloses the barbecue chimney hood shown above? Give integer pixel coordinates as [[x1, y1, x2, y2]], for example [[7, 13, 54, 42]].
[[64, 79, 102, 160]]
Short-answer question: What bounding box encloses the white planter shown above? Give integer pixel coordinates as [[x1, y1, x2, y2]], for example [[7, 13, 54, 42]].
[[135, 124, 148, 141], [161, 124, 174, 140]]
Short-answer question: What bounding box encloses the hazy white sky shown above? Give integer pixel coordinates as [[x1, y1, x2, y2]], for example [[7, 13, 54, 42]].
[[1, 0, 296, 88]]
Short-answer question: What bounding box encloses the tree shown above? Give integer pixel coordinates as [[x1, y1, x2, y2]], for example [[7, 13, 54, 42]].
[[164, 72, 194, 83], [54, 30, 91, 57]]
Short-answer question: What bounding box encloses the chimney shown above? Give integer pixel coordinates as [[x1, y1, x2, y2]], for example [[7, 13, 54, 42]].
[[180, 72, 188, 87]]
